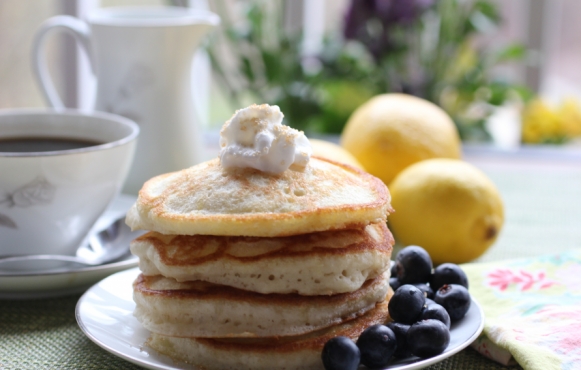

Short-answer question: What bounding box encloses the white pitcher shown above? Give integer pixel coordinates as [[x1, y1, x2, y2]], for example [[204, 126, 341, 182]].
[[32, 6, 220, 194]]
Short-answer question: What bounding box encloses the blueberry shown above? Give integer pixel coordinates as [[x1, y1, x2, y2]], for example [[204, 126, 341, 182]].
[[434, 284, 471, 322], [321, 336, 360, 370], [386, 322, 411, 358], [388, 284, 426, 324], [412, 283, 434, 299], [356, 324, 397, 368], [390, 260, 398, 277], [420, 302, 451, 329], [389, 277, 401, 291], [430, 263, 469, 290], [394, 246, 433, 284], [407, 319, 450, 358]]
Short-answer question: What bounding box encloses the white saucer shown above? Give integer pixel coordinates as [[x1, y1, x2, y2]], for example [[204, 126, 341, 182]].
[[76, 268, 485, 370], [0, 194, 141, 299]]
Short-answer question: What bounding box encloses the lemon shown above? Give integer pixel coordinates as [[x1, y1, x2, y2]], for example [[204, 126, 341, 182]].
[[309, 139, 365, 170], [341, 93, 461, 185], [388, 158, 504, 264]]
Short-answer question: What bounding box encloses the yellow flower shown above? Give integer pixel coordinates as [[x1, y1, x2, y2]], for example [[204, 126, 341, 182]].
[[558, 98, 581, 138], [521, 97, 581, 144]]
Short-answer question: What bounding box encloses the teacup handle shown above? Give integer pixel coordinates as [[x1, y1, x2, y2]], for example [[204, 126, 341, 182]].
[[32, 15, 94, 110]]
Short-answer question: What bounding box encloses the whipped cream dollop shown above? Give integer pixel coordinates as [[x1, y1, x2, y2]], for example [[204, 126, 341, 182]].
[[219, 104, 312, 174]]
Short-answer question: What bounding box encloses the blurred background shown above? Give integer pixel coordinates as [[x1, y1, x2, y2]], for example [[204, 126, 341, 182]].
[[2, 0, 581, 147]]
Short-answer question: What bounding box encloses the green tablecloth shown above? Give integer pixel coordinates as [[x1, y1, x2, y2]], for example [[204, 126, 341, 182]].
[[0, 294, 518, 370], [2, 146, 580, 370]]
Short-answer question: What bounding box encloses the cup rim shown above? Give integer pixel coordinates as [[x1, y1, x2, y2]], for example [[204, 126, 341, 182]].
[[87, 6, 220, 28], [0, 108, 140, 158]]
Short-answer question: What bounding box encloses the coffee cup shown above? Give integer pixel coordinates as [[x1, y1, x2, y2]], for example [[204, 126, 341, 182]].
[[0, 109, 138, 257]]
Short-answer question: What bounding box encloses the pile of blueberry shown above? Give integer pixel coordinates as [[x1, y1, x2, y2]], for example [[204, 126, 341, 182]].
[[321, 246, 471, 370]]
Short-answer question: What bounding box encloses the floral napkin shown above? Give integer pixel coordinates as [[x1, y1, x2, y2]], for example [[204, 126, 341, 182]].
[[461, 250, 581, 370]]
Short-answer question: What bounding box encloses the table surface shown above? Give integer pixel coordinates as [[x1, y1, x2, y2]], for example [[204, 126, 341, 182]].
[[2, 144, 580, 370]]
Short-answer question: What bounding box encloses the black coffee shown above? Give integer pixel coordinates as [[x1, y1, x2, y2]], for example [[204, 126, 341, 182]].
[[0, 137, 103, 153]]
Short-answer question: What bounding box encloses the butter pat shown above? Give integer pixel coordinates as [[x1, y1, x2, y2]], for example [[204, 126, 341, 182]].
[[219, 104, 312, 174]]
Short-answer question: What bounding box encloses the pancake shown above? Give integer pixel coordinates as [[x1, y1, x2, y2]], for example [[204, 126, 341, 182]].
[[125, 157, 392, 237], [133, 273, 389, 338], [130, 222, 394, 295], [147, 297, 392, 370]]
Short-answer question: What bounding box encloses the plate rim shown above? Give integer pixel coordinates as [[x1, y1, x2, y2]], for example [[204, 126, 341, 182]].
[[386, 299, 485, 369], [0, 254, 138, 278], [76, 268, 485, 370], [76, 268, 183, 370], [0, 256, 139, 300]]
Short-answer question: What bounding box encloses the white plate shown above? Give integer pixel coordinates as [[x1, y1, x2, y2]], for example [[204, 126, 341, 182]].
[[76, 268, 485, 370], [0, 194, 141, 299]]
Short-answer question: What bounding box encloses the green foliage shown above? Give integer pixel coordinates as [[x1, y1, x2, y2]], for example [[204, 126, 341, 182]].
[[207, 0, 531, 140]]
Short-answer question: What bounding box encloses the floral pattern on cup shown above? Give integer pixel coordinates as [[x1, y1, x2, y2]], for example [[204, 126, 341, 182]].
[[0, 176, 56, 229]]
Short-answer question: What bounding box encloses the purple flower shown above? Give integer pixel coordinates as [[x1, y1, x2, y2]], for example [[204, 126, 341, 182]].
[[344, 0, 376, 40], [344, 0, 435, 60], [380, 0, 435, 24]]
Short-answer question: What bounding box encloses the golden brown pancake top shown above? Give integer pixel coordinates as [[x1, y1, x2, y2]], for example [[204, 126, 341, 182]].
[[126, 157, 392, 237]]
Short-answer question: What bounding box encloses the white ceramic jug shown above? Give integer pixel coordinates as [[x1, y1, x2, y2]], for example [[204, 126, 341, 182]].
[[32, 6, 220, 194]]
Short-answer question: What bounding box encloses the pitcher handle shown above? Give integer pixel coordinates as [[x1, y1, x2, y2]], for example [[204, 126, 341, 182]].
[[31, 15, 94, 110]]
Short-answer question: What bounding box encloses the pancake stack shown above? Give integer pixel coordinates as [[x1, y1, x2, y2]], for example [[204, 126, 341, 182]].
[[126, 156, 395, 370]]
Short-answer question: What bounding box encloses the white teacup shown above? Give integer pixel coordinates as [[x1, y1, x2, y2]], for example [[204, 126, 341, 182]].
[[0, 109, 138, 257]]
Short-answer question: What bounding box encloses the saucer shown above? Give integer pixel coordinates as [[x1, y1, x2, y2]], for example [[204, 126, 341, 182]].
[[0, 194, 142, 299]]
